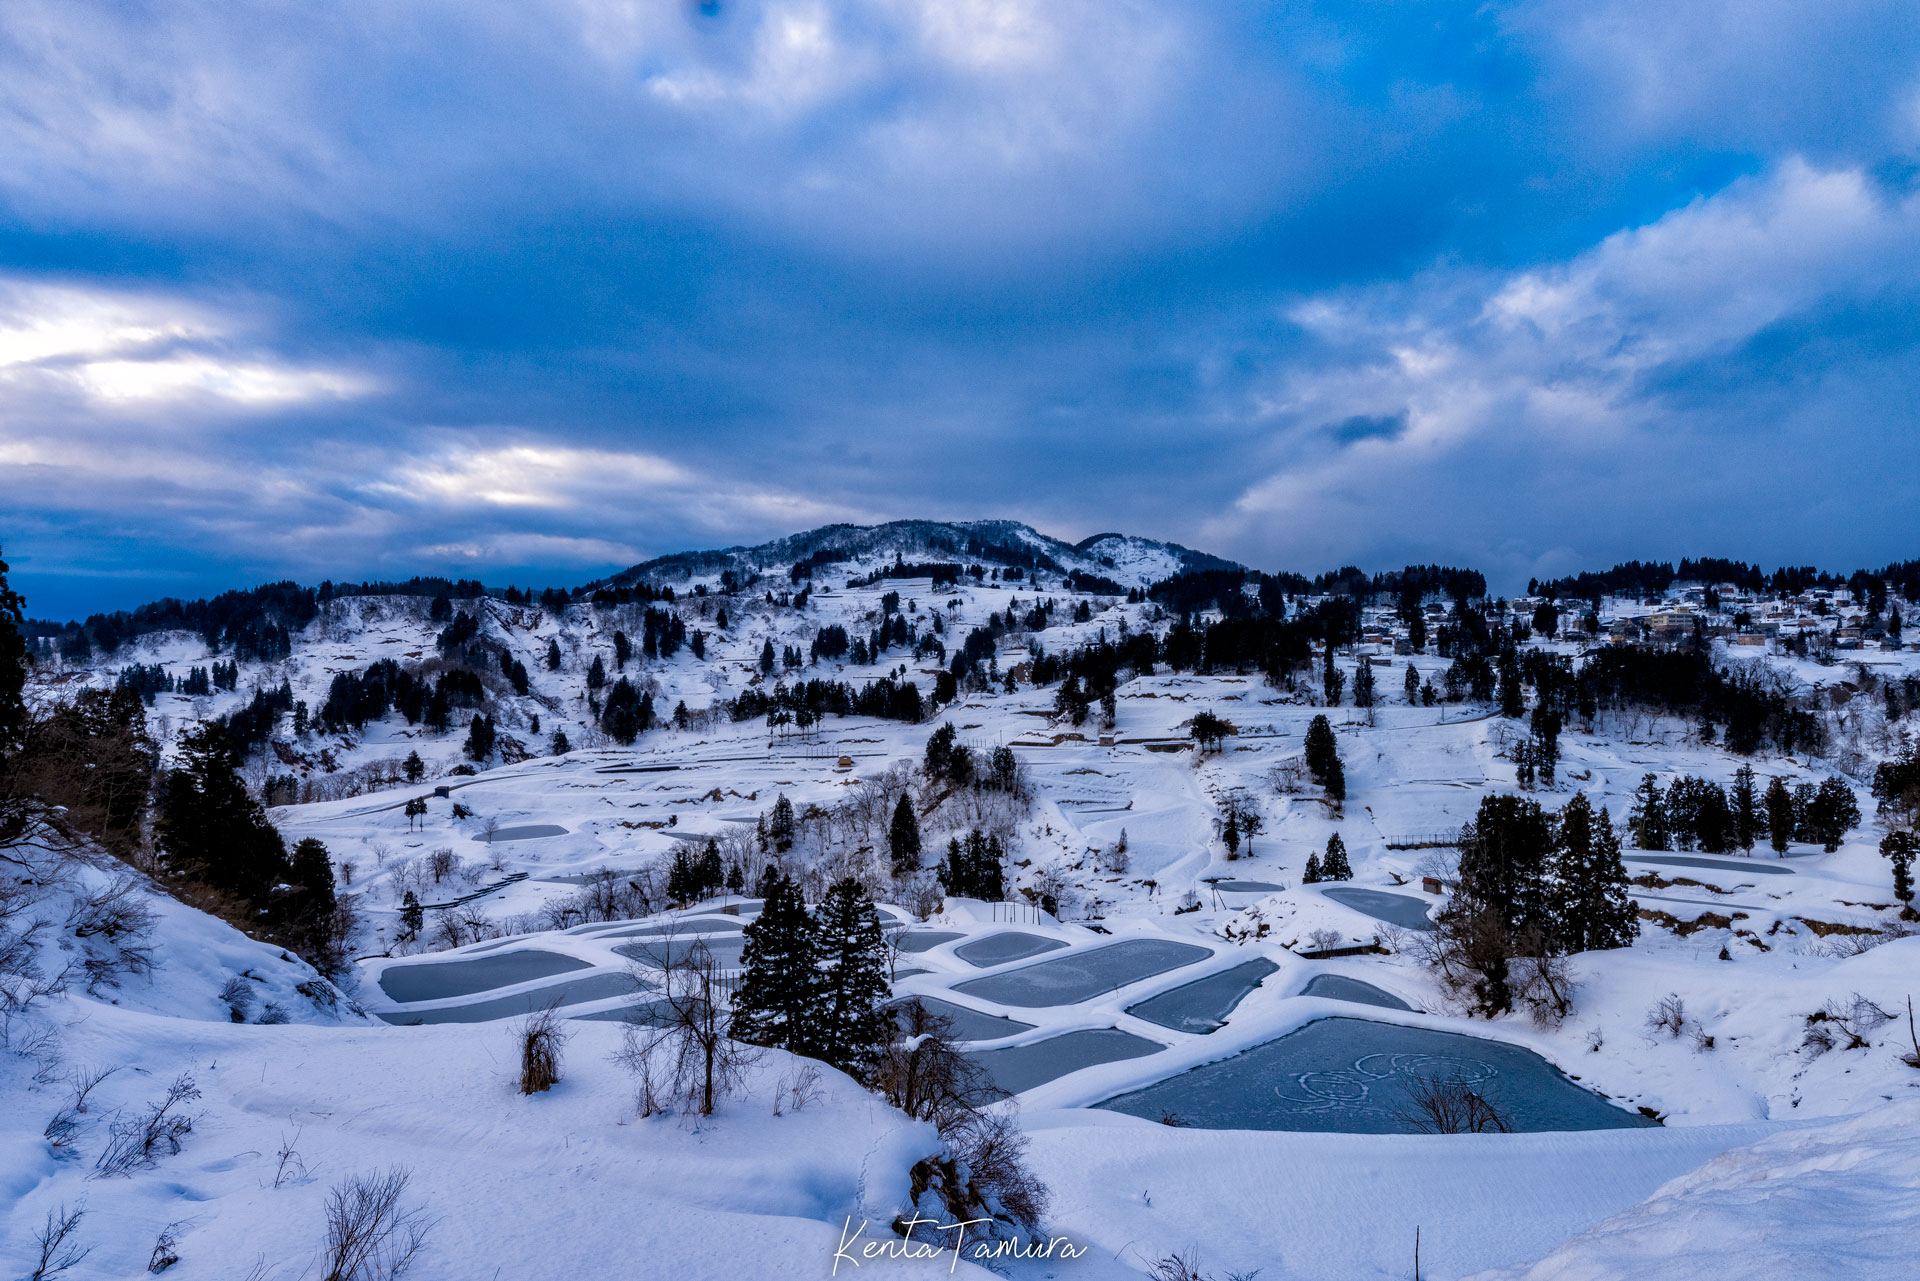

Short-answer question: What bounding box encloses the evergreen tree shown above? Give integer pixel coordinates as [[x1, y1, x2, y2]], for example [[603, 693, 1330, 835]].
[[1404, 663, 1420, 704], [768, 793, 796, 852], [1764, 776, 1795, 854], [545, 637, 562, 670], [726, 861, 746, 895], [1353, 661, 1376, 709], [759, 638, 776, 675], [614, 630, 632, 670], [403, 750, 425, 783], [1304, 715, 1339, 785], [0, 546, 29, 777], [1880, 831, 1918, 921], [1221, 812, 1241, 857], [1324, 756, 1346, 805], [730, 873, 821, 1056], [888, 793, 922, 874], [157, 724, 290, 904], [587, 654, 606, 690], [1529, 705, 1562, 786], [550, 728, 571, 755], [1805, 778, 1861, 852], [1321, 833, 1352, 881], [1730, 765, 1760, 852], [465, 713, 496, 761], [288, 837, 337, 915], [1321, 645, 1344, 705], [398, 890, 423, 941], [812, 877, 893, 1081], [1627, 774, 1671, 850], [1302, 850, 1324, 883], [1497, 648, 1524, 718], [1551, 795, 1639, 951], [1456, 793, 1556, 937], [697, 840, 725, 897], [667, 847, 696, 903]]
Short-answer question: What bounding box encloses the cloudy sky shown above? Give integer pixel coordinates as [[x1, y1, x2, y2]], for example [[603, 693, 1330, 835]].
[[2, 1, 1918, 618]]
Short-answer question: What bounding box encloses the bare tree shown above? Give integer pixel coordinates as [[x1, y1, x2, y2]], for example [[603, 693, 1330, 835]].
[[320, 1167, 432, 1281], [1398, 1073, 1511, 1135], [875, 1000, 990, 1130], [616, 939, 753, 1116]]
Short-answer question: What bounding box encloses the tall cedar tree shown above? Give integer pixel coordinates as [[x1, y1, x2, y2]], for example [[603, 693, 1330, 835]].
[[1455, 794, 1556, 937], [768, 793, 796, 852], [1764, 776, 1796, 854], [1730, 765, 1760, 851], [888, 793, 921, 874], [729, 873, 821, 1056], [1304, 715, 1339, 787], [666, 847, 697, 903], [1628, 774, 1671, 850], [1352, 660, 1376, 709], [1551, 794, 1639, 951], [812, 877, 894, 1081], [1302, 851, 1324, 883], [1320, 833, 1352, 881], [157, 724, 290, 903]]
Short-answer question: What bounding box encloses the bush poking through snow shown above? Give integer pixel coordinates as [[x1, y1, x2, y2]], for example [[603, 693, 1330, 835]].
[[29, 1203, 89, 1280], [220, 975, 255, 1021], [1647, 993, 1687, 1039], [320, 1167, 432, 1281], [94, 1073, 200, 1176], [1397, 1072, 1512, 1135], [1805, 994, 1893, 1050], [515, 1005, 567, 1094], [148, 1221, 184, 1273]]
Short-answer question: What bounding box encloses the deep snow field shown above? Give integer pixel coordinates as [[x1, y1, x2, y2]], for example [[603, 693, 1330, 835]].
[[8, 557, 1920, 1280]]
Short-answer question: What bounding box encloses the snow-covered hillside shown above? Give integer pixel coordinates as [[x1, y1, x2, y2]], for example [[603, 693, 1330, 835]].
[[11, 524, 1920, 1279]]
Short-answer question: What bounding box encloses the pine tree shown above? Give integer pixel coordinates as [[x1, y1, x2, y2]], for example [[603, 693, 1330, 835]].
[[0, 545, 28, 771], [726, 861, 746, 895], [1324, 756, 1346, 805], [974, 832, 1006, 901], [1302, 851, 1323, 883], [550, 728, 571, 755], [157, 724, 289, 904], [697, 841, 725, 897], [1730, 765, 1759, 852], [667, 847, 696, 904], [399, 890, 423, 940], [1552, 794, 1639, 951], [1764, 776, 1795, 854], [938, 836, 967, 898], [1404, 663, 1420, 704], [759, 638, 776, 675], [403, 750, 425, 783], [1806, 778, 1861, 852], [1221, 813, 1241, 858], [1353, 661, 1376, 709], [545, 637, 562, 671], [465, 713, 495, 761], [1497, 648, 1524, 718], [1627, 774, 1670, 850], [1881, 831, 1918, 921], [1456, 793, 1556, 937], [1304, 715, 1338, 784], [729, 873, 821, 1056], [812, 877, 893, 1082], [768, 793, 796, 852], [888, 794, 921, 874], [1321, 833, 1352, 881]]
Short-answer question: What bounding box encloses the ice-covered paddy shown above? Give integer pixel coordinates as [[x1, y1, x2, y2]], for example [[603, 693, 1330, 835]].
[[379, 971, 648, 1025], [1125, 958, 1280, 1033], [951, 939, 1213, 1008], [376, 949, 590, 1003], [895, 930, 965, 953], [1321, 886, 1436, 931], [1099, 1017, 1654, 1133], [967, 1029, 1165, 1098], [952, 930, 1069, 967], [473, 823, 570, 842], [892, 995, 1035, 1042], [1299, 973, 1414, 1011], [1624, 853, 1794, 875]]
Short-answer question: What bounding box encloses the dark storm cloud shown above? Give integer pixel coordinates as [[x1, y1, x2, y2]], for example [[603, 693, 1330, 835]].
[[1, 0, 1917, 617]]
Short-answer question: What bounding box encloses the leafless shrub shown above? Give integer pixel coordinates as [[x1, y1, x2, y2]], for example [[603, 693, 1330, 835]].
[[1690, 1026, 1716, 1052], [426, 848, 458, 884], [220, 976, 256, 1021], [258, 1002, 291, 1025], [769, 1061, 822, 1117], [1646, 993, 1686, 1039], [515, 1005, 567, 1094], [1398, 1073, 1511, 1135], [45, 1063, 122, 1150], [1307, 928, 1343, 953], [272, 1125, 310, 1188], [95, 1073, 201, 1176], [1142, 1248, 1261, 1281], [1806, 994, 1893, 1050], [148, 1221, 184, 1272], [29, 1203, 89, 1279], [1512, 953, 1574, 1027], [429, 904, 498, 951], [945, 1107, 1050, 1230], [615, 941, 751, 1117], [320, 1167, 432, 1281]]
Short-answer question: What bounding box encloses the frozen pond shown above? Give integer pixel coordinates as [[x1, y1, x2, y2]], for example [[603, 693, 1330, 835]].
[[1321, 886, 1435, 931], [953, 931, 1069, 968], [896, 930, 965, 953], [473, 824, 569, 843], [614, 936, 746, 969], [1625, 854, 1794, 876], [378, 950, 591, 1003], [952, 940, 1213, 1008], [1210, 880, 1285, 893], [379, 972, 646, 1025], [572, 999, 675, 1026], [607, 918, 745, 938], [1299, 974, 1413, 1011], [967, 1029, 1165, 1098], [892, 996, 1035, 1043], [1126, 958, 1280, 1033], [1099, 1017, 1654, 1133]]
